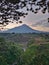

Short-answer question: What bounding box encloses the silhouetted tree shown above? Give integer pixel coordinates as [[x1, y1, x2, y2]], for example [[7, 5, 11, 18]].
[[0, 0, 49, 27]]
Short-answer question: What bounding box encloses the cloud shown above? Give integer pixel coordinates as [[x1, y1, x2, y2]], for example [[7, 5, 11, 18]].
[[32, 19, 49, 27]]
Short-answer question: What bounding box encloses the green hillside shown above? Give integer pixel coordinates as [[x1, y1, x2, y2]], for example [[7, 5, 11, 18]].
[[0, 33, 49, 65]]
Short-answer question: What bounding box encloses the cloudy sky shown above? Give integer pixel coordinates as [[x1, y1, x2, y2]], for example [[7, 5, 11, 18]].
[[5, 8, 49, 32], [1, 0, 49, 32]]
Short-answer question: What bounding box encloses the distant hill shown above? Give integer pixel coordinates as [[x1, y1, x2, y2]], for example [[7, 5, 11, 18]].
[[0, 24, 49, 33], [0, 24, 42, 33]]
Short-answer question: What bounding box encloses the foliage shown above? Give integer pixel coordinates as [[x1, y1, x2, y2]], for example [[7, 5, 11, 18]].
[[0, 0, 49, 27], [21, 44, 49, 65], [0, 37, 23, 65], [27, 38, 35, 47], [0, 37, 49, 65]]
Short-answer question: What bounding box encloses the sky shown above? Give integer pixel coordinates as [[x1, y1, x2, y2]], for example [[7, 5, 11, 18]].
[[5, 8, 49, 32], [1, 0, 49, 32]]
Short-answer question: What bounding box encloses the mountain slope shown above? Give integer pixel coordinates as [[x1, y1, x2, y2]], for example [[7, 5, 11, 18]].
[[3, 24, 41, 33], [0, 24, 47, 33]]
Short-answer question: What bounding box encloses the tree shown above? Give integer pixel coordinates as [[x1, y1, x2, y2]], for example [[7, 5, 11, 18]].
[[21, 44, 49, 65], [0, 0, 49, 27], [29, 54, 49, 65], [0, 37, 23, 65]]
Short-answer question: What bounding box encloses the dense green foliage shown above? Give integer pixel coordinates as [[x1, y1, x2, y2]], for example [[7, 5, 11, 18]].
[[0, 37, 49, 65], [22, 44, 49, 65], [0, 37, 23, 65]]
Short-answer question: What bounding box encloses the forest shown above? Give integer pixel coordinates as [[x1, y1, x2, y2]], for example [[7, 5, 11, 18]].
[[0, 33, 49, 65]]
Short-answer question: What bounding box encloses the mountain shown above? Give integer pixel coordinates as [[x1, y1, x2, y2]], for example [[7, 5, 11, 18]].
[[3, 24, 41, 33], [0, 24, 48, 33]]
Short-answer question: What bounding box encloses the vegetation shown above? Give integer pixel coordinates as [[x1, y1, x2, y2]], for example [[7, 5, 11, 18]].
[[22, 44, 49, 65], [0, 0, 49, 27], [0, 33, 49, 65], [0, 37, 23, 65]]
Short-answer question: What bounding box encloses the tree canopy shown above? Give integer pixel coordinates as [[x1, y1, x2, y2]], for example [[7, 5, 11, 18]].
[[0, 37, 49, 65], [0, 0, 49, 27]]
